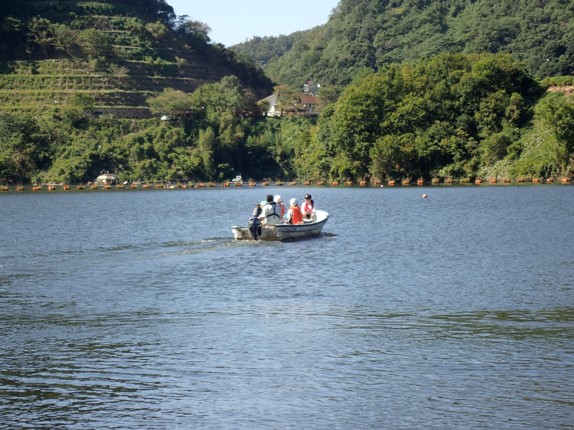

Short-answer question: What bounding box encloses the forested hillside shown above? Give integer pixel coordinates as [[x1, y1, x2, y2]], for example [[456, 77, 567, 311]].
[[234, 0, 574, 89]]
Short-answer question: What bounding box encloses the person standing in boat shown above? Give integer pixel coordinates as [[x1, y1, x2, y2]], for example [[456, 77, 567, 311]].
[[259, 194, 282, 226], [285, 198, 303, 224], [248, 202, 263, 240], [301, 193, 316, 221]]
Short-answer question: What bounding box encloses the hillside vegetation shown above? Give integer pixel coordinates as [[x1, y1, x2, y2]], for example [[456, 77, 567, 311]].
[[0, 0, 573, 185], [234, 0, 574, 89]]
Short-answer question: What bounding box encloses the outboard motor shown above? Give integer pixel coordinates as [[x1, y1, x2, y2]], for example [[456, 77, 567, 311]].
[[248, 217, 261, 240]]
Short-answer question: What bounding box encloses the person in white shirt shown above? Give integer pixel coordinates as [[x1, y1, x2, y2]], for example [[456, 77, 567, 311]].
[[259, 194, 282, 226], [274, 195, 286, 220]]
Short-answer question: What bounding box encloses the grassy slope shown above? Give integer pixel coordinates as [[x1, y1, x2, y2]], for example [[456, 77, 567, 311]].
[[0, 0, 273, 118]]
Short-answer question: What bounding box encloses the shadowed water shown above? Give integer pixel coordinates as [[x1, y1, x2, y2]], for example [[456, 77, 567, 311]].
[[1, 186, 573, 429]]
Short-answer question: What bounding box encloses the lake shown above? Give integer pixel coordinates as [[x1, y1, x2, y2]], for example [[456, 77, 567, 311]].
[[1, 185, 573, 429]]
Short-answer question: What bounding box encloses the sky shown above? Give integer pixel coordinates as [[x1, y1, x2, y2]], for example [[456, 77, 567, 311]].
[[166, 0, 340, 47]]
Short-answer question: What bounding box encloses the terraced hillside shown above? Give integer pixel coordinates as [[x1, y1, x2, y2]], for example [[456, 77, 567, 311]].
[[0, 0, 273, 118]]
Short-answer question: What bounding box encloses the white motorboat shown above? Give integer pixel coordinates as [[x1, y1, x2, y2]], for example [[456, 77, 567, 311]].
[[232, 210, 329, 241]]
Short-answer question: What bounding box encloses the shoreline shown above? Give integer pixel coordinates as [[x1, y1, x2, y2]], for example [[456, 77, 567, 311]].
[[1, 177, 572, 193]]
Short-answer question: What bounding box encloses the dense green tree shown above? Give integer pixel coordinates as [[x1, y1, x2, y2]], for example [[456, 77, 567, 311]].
[[147, 88, 194, 118], [196, 127, 216, 178], [186, 75, 260, 127], [535, 92, 574, 154], [511, 92, 574, 178], [0, 113, 51, 183], [327, 71, 394, 179], [175, 17, 211, 43], [311, 53, 545, 182]]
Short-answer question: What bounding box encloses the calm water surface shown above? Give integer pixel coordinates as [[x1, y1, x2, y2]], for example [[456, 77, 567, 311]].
[[1, 186, 573, 429]]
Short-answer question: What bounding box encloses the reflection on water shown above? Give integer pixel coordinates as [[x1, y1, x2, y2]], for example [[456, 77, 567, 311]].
[[1, 186, 573, 429]]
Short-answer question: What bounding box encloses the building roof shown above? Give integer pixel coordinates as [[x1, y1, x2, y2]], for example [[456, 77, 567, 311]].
[[300, 95, 318, 104]]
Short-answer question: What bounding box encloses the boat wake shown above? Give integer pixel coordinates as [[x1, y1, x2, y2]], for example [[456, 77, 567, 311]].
[[322, 232, 338, 240], [93, 237, 280, 259], [158, 237, 261, 256]]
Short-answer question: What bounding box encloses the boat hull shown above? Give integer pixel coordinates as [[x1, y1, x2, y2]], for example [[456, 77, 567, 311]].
[[232, 210, 329, 241]]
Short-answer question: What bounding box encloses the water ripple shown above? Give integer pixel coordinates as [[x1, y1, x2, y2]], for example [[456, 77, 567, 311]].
[[1, 187, 573, 429]]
